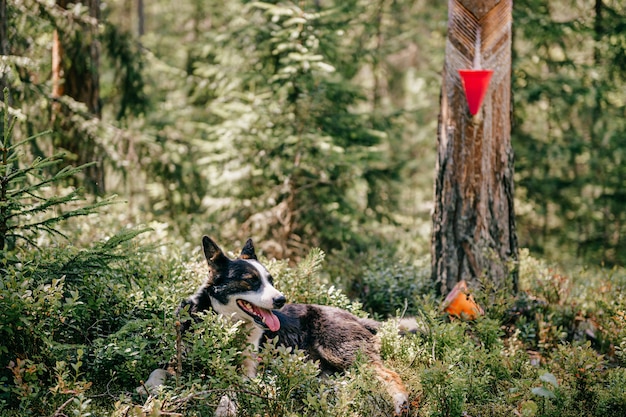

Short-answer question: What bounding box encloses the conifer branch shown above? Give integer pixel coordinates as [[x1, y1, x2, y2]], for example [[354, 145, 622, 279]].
[[0, 87, 116, 251]]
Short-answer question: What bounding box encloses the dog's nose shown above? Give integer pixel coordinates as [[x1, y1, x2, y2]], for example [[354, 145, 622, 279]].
[[273, 295, 286, 309]]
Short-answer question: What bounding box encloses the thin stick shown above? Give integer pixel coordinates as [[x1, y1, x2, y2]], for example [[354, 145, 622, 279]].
[[49, 396, 74, 417], [175, 320, 183, 382]]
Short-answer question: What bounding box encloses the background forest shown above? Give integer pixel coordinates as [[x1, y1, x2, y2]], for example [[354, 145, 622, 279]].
[[1, 0, 626, 416], [4, 0, 626, 264]]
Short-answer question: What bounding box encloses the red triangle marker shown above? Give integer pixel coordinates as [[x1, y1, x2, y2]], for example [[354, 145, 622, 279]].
[[459, 69, 493, 115]]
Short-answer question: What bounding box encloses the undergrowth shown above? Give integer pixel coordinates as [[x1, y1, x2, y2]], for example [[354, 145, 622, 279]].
[[1, 96, 626, 416], [2, 239, 625, 417]]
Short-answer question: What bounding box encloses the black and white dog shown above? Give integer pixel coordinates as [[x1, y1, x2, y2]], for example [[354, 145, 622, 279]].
[[159, 236, 409, 415]]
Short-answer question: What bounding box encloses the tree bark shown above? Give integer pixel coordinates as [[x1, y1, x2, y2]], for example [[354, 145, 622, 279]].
[[137, 0, 144, 36], [51, 29, 64, 99], [53, 0, 105, 194], [432, 0, 518, 295], [0, 0, 8, 58], [59, 0, 101, 117], [0, 0, 10, 102]]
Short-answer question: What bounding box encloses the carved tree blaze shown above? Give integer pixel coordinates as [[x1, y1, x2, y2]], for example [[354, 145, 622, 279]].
[[432, 0, 518, 295]]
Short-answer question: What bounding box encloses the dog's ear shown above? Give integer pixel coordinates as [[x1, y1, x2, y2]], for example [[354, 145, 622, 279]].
[[239, 238, 257, 260], [202, 236, 229, 272]]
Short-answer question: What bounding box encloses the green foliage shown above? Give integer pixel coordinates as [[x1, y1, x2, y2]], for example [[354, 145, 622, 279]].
[[240, 338, 332, 416], [101, 23, 149, 120], [7, 0, 626, 269], [0, 88, 114, 251], [421, 361, 467, 417], [0, 230, 153, 412], [513, 0, 626, 266], [181, 311, 247, 387], [91, 317, 175, 388], [103, 0, 442, 258], [2, 225, 626, 417], [4, 0, 626, 415], [267, 247, 362, 314], [184, 1, 403, 257], [0, 97, 155, 413], [596, 368, 626, 417], [4, 0, 148, 195], [350, 248, 432, 318]]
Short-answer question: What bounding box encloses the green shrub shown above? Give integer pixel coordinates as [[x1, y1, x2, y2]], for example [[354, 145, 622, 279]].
[[0, 88, 115, 253], [91, 317, 175, 389], [596, 368, 626, 417], [0, 232, 153, 412], [238, 338, 333, 416], [267, 247, 363, 314], [350, 249, 432, 318], [421, 360, 466, 417], [1, 151, 625, 417]]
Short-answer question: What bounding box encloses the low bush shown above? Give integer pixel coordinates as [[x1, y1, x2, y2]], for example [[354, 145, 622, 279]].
[[349, 247, 433, 318], [2, 237, 626, 416], [1, 102, 625, 414]]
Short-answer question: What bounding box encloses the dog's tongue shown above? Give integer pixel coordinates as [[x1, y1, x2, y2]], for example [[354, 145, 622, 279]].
[[257, 307, 280, 332]]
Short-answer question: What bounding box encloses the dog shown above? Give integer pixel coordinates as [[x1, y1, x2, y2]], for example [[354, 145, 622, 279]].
[[172, 236, 409, 415]]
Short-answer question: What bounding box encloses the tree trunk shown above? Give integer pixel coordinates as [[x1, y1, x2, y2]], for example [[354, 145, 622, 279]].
[[432, 0, 518, 295], [59, 0, 101, 117], [51, 30, 63, 99], [53, 0, 105, 194], [0, 0, 7, 58], [137, 0, 144, 36], [0, 0, 10, 104]]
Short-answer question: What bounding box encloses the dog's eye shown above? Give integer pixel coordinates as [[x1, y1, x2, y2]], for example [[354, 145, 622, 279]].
[[267, 275, 274, 285]]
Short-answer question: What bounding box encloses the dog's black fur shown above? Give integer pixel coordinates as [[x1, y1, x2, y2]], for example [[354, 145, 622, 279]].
[[263, 304, 383, 374]]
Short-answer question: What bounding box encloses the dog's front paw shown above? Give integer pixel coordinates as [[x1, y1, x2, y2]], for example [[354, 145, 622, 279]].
[[215, 394, 237, 417]]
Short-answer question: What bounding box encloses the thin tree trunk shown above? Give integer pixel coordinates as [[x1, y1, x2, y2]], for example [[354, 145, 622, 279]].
[[62, 0, 100, 117], [592, 0, 609, 256], [53, 0, 105, 194], [432, 0, 518, 295], [137, 0, 144, 36], [51, 30, 64, 98], [51, 28, 64, 120], [0, 0, 10, 132], [0, 0, 8, 67], [372, 0, 385, 112]]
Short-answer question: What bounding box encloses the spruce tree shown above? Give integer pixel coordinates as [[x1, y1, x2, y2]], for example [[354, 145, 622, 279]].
[[0, 88, 112, 252], [191, 1, 395, 258], [513, 0, 626, 265]]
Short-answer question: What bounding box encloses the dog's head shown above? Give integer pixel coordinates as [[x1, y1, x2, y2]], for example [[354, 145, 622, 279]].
[[201, 236, 286, 332]]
